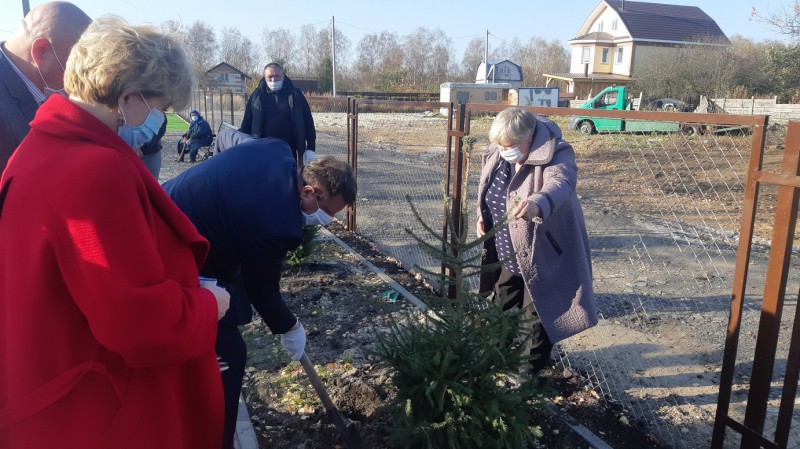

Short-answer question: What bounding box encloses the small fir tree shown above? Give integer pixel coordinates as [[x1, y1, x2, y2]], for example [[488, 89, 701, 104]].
[[371, 136, 547, 449]]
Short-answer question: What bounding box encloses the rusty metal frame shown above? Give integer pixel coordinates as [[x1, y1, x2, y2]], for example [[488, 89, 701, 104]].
[[444, 103, 469, 299], [712, 120, 800, 449], [346, 98, 358, 232]]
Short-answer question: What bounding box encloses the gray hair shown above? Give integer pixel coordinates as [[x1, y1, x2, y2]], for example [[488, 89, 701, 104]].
[[488, 107, 537, 145]]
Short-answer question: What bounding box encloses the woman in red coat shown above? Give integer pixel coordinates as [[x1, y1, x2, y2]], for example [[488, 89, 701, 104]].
[[0, 17, 230, 449]]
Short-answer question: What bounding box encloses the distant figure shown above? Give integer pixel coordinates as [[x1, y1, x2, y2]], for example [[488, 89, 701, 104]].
[[0, 1, 91, 171], [239, 62, 316, 166], [178, 109, 213, 162], [163, 144, 356, 449], [477, 107, 597, 373], [0, 17, 229, 449]]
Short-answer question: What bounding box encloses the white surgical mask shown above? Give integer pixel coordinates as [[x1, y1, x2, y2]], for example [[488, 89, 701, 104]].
[[118, 92, 166, 150], [302, 208, 334, 226], [499, 146, 525, 163], [191, 115, 198, 121], [267, 80, 283, 91], [35, 43, 67, 99]]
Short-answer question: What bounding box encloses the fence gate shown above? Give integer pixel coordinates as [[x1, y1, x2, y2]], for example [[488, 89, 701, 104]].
[[712, 120, 800, 449]]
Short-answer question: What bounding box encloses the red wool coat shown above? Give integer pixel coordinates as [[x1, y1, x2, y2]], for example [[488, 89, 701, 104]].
[[0, 96, 223, 448]]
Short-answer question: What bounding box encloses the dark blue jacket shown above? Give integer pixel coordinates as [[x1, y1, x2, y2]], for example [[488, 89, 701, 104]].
[[162, 138, 302, 331], [186, 111, 213, 146]]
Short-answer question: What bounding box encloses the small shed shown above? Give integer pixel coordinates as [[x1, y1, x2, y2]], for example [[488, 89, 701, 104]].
[[205, 62, 252, 94]]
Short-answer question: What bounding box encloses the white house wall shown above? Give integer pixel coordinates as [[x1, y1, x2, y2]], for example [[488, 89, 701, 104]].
[[569, 4, 633, 75]]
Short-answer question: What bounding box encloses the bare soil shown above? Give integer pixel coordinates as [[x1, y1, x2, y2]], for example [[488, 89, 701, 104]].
[[239, 222, 668, 449]]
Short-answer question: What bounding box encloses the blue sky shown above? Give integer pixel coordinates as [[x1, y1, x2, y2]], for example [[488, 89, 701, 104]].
[[0, 0, 792, 58]]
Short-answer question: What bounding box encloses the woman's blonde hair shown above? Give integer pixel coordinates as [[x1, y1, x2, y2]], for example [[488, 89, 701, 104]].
[[488, 107, 537, 145], [64, 16, 195, 109]]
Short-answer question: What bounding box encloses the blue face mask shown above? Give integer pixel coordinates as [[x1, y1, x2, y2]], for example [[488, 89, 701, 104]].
[[118, 92, 165, 150]]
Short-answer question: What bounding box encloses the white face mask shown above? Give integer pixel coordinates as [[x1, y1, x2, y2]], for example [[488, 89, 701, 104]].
[[35, 43, 67, 99], [499, 146, 525, 163], [302, 208, 334, 226], [267, 80, 283, 91]]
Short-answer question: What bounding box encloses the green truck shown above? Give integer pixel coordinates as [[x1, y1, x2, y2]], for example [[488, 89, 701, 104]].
[[567, 85, 698, 135]]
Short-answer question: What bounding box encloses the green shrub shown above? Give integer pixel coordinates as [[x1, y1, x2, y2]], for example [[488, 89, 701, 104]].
[[372, 295, 542, 449], [285, 225, 319, 267]]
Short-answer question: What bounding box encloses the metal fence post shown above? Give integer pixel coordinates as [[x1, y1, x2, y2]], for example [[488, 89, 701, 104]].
[[445, 102, 468, 299], [230, 91, 235, 125], [346, 97, 358, 233]]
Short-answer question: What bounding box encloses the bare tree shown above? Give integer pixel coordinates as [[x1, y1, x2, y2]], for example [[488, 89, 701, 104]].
[[312, 25, 350, 81], [402, 27, 453, 91], [460, 37, 484, 81], [632, 37, 736, 104], [295, 25, 319, 78], [355, 32, 405, 89], [219, 27, 257, 75], [728, 35, 773, 96], [159, 19, 187, 46], [261, 28, 296, 72], [751, 0, 799, 40], [182, 21, 218, 88]]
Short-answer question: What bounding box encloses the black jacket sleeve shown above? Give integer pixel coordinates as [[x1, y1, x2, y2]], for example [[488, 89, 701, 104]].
[[299, 93, 316, 150], [240, 236, 302, 334], [239, 90, 256, 135]]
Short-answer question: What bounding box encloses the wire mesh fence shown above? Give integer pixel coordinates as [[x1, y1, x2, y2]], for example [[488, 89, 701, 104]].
[[185, 90, 799, 449]]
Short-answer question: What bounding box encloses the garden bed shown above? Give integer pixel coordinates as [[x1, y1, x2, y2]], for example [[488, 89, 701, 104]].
[[238, 222, 668, 449]]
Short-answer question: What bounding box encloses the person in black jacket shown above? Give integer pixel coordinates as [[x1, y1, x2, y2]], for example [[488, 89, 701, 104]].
[[239, 62, 316, 166], [162, 139, 356, 449], [178, 109, 213, 162]]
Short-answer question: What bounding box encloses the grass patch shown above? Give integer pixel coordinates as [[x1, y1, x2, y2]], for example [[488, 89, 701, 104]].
[[166, 112, 189, 133]]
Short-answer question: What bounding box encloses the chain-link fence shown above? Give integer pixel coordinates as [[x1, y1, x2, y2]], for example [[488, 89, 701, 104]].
[[185, 90, 799, 449], [344, 103, 799, 449]]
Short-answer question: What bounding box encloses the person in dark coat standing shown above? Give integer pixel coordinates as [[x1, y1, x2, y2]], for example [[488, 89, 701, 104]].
[[239, 62, 316, 166], [162, 140, 356, 449], [477, 107, 597, 373], [178, 109, 213, 162], [0, 1, 91, 171]]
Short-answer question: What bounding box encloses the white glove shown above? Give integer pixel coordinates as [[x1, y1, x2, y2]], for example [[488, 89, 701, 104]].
[[200, 279, 230, 321], [303, 150, 316, 165], [281, 320, 306, 361]]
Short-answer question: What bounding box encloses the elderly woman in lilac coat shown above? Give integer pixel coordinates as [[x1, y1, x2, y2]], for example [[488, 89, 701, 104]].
[[477, 107, 597, 372]]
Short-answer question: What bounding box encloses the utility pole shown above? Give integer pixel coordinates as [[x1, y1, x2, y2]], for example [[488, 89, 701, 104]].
[[22, 0, 30, 16], [484, 29, 489, 84], [331, 15, 337, 97]]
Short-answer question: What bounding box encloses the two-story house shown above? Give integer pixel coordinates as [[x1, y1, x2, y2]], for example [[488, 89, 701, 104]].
[[476, 60, 524, 88], [205, 62, 253, 94], [543, 0, 729, 99]]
